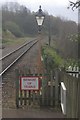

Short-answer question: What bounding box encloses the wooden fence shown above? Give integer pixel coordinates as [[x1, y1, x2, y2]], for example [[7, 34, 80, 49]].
[[66, 66, 79, 78], [59, 70, 80, 118], [16, 69, 56, 108], [15, 68, 80, 118]]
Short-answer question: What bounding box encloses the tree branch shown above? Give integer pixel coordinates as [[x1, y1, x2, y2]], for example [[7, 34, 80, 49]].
[[68, 1, 80, 11]]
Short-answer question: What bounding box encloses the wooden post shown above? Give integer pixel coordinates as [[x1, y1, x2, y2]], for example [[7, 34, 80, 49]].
[[20, 73, 24, 106], [78, 77, 80, 118], [24, 90, 26, 105], [16, 69, 19, 108], [33, 74, 36, 105], [20, 90, 22, 105], [55, 69, 59, 107], [50, 70, 53, 106], [37, 91, 40, 106], [23, 73, 27, 105], [33, 91, 36, 105], [42, 78, 45, 106], [29, 91, 31, 105], [71, 78, 76, 118]]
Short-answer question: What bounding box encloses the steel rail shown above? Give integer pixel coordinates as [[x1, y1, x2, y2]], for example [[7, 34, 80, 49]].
[[0, 38, 37, 60], [1, 39, 38, 73], [0, 40, 38, 76]]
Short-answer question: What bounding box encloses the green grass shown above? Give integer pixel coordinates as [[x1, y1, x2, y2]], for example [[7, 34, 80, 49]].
[[42, 45, 64, 68], [42, 45, 78, 69], [2, 30, 35, 46], [2, 37, 34, 46]]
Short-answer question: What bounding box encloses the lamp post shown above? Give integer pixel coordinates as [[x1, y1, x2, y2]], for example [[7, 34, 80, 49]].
[[35, 5, 45, 73], [35, 6, 45, 105], [48, 15, 51, 46], [35, 5, 45, 33]]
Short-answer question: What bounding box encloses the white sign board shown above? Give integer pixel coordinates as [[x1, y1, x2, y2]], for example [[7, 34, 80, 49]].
[[20, 77, 39, 90]]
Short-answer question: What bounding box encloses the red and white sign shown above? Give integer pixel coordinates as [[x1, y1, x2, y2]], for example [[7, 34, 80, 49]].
[[20, 76, 40, 90]]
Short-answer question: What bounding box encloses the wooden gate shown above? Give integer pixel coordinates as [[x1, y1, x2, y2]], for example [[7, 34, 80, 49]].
[[16, 70, 40, 108], [16, 69, 57, 108]]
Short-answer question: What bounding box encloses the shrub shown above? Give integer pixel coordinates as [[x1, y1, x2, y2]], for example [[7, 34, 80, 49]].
[[5, 21, 24, 37]]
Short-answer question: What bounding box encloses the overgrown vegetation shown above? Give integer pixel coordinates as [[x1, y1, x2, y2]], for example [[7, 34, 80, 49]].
[[42, 45, 78, 72], [4, 21, 24, 37], [42, 45, 64, 68], [2, 2, 78, 61]]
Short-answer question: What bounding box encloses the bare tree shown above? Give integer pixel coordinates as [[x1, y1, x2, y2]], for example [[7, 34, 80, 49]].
[[68, 0, 80, 11]]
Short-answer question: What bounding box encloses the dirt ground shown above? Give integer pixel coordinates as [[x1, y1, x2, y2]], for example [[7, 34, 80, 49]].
[[2, 108, 65, 118]]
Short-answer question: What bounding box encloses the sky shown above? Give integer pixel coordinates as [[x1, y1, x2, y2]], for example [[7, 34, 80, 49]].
[[0, 0, 78, 23]]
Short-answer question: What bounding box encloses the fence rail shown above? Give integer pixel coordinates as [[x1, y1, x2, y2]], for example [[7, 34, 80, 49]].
[[66, 66, 79, 78]]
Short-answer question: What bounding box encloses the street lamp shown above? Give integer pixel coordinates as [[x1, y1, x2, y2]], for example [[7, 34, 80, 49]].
[[35, 5, 45, 32]]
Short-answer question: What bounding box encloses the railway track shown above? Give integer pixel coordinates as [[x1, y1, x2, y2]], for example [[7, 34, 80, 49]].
[[1, 38, 39, 108], [2, 36, 46, 108], [0, 39, 38, 76]]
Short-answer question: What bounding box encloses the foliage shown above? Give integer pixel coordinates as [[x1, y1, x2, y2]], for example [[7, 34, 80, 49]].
[[2, 2, 77, 37], [4, 21, 23, 37], [42, 45, 64, 69], [2, 3, 37, 36], [67, 34, 78, 42], [42, 45, 78, 71], [2, 37, 32, 46], [64, 58, 78, 68]]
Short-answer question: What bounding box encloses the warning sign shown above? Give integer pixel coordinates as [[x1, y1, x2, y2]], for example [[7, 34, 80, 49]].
[[20, 76, 40, 90]]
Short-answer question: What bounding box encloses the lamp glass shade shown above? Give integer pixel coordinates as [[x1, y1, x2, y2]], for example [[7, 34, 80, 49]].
[[36, 16, 44, 26]]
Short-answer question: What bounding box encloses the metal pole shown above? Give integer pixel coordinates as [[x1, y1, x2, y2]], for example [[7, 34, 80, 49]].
[[49, 15, 51, 46]]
